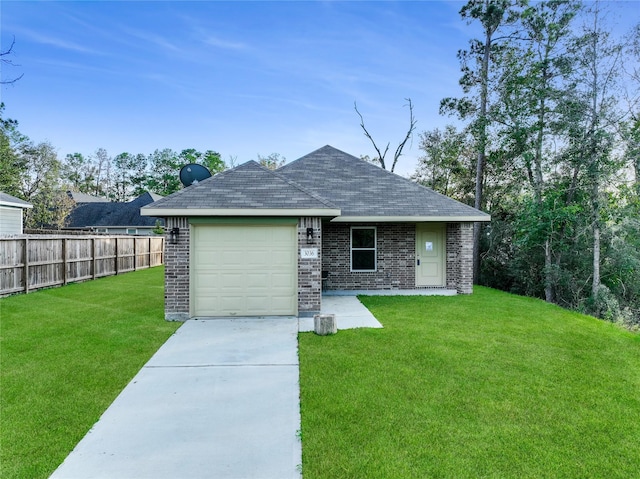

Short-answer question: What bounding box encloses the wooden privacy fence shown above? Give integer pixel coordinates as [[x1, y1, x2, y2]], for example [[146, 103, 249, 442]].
[[0, 235, 164, 296]]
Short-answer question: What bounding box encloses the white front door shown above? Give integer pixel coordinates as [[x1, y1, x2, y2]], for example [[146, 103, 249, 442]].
[[415, 223, 445, 287]]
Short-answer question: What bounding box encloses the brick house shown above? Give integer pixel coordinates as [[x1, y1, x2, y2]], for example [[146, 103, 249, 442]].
[[142, 146, 490, 321]]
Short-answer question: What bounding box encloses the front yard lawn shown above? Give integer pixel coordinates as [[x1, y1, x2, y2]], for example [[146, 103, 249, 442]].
[[3, 273, 639, 479], [0, 267, 180, 479], [299, 288, 640, 478]]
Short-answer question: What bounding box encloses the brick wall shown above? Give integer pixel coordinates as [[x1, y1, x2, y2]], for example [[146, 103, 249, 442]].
[[446, 223, 460, 290], [322, 223, 415, 290], [458, 222, 474, 294], [162, 217, 474, 321], [446, 222, 473, 294], [164, 217, 190, 321], [298, 217, 322, 316], [163, 216, 323, 320]]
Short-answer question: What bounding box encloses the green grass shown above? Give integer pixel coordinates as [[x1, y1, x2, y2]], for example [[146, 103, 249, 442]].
[[3, 276, 639, 479], [299, 287, 640, 479], [0, 267, 180, 479]]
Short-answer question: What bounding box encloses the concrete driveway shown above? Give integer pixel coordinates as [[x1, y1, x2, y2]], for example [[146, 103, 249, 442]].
[[50, 317, 302, 479]]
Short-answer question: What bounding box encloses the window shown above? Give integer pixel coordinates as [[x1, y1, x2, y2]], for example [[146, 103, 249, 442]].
[[127, 228, 137, 235], [351, 227, 376, 271]]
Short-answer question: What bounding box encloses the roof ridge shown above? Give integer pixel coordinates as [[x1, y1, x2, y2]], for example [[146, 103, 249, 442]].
[[268, 168, 338, 209], [222, 159, 339, 209]]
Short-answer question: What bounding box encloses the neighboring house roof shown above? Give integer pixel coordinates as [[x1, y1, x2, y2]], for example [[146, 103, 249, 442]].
[[0, 192, 33, 209], [142, 146, 490, 222], [142, 160, 341, 217], [67, 191, 108, 203], [67, 192, 164, 229]]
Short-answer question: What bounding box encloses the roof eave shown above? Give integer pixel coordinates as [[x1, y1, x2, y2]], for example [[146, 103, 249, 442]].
[[0, 201, 33, 209], [141, 207, 342, 218], [330, 215, 491, 223]]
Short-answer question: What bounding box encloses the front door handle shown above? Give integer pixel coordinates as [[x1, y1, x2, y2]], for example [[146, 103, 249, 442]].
[[417, 259, 420, 266]]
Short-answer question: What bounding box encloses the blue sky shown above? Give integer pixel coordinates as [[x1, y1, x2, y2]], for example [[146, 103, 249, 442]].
[[2, 1, 638, 176]]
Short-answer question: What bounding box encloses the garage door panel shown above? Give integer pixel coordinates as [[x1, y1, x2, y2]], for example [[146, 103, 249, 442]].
[[192, 224, 297, 317], [221, 252, 245, 267], [271, 250, 295, 265], [271, 273, 295, 288], [246, 272, 270, 287]]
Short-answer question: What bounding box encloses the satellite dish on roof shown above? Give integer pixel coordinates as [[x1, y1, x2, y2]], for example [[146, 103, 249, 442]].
[[179, 163, 212, 187]]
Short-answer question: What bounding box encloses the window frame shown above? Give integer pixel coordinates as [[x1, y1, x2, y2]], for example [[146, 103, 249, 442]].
[[350, 226, 377, 272]]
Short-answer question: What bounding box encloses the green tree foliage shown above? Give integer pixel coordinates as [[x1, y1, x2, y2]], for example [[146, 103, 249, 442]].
[[143, 148, 181, 196], [257, 152, 286, 170], [421, 0, 640, 328], [61, 147, 227, 199], [412, 125, 475, 204], [179, 148, 226, 175], [0, 103, 28, 196], [62, 153, 97, 194], [442, 0, 524, 283], [17, 141, 73, 229]]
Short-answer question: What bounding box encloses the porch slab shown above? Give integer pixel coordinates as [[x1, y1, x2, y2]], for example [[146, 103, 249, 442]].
[[298, 295, 383, 332]]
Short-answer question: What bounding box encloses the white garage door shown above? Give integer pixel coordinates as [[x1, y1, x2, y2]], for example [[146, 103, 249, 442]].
[[192, 224, 297, 316]]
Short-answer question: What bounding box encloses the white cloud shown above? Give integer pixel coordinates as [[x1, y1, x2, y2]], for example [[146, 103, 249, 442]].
[[16, 28, 99, 54]]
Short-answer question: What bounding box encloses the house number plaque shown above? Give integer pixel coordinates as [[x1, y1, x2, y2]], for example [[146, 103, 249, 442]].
[[300, 248, 318, 259]]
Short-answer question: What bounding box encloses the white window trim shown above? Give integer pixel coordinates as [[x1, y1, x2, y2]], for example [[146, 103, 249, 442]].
[[350, 226, 377, 272]]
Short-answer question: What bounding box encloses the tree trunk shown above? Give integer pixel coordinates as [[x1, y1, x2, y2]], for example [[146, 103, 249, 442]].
[[473, 28, 491, 284], [544, 239, 555, 303], [592, 222, 601, 296]]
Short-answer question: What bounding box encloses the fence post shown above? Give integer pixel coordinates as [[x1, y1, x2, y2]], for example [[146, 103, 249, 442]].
[[133, 237, 137, 271], [115, 237, 119, 275], [62, 238, 68, 286], [23, 238, 29, 294], [92, 237, 96, 280], [148, 237, 151, 268]]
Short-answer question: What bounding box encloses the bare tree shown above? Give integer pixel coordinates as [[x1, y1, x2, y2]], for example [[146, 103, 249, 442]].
[[1, 36, 24, 85], [354, 98, 416, 173]]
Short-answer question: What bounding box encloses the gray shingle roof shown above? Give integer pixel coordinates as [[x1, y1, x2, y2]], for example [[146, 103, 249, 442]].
[[0, 191, 33, 208], [277, 145, 490, 219], [142, 146, 489, 221], [144, 160, 338, 211], [67, 193, 163, 228]]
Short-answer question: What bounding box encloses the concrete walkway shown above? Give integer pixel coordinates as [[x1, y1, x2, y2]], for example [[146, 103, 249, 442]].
[[298, 295, 383, 332], [50, 297, 384, 479], [50, 317, 302, 479]]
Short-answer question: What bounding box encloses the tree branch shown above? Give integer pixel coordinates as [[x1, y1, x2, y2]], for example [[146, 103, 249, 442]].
[[354, 101, 388, 169], [390, 98, 417, 172], [1, 36, 24, 85]]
